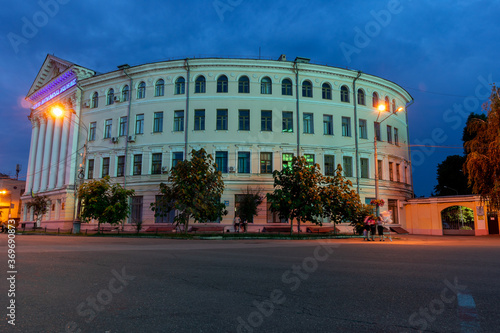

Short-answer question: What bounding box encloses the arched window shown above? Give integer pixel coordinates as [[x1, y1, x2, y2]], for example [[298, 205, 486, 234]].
[[175, 77, 185, 95], [340, 85, 350, 103], [282, 78, 292, 96], [122, 85, 129, 102], [392, 99, 396, 112], [195, 76, 206, 93], [155, 79, 164, 97], [91, 92, 98, 108], [137, 81, 146, 99], [217, 75, 228, 93], [302, 80, 313, 98], [238, 76, 249, 93], [357, 89, 365, 105], [106, 88, 114, 105], [372, 92, 379, 107], [261, 77, 272, 94], [385, 96, 390, 111], [322, 83, 331, 99]]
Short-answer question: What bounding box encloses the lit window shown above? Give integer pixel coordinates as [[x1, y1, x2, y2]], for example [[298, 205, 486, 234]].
[[322, 83, 331, 99], [282, 153, 293, 170], [151, 153, 162, 175], [302, 80, 313, 98], [238, 76, 250, 93], [385, 96, 390, 111], [372, 92, 379, 107], [133, 154, 142, 175], [282, 112, 293, 132], [137, 81, 146, 99], [155, 79, 164, 97], [303, 113, 313, 134], [342, 117, 351, 137], [175, 77, 185, 95], [304, 154, 315, 166], [217, 75, 228, 93], [104, 119, 112, 139], [195, 76, 206, 93], [239, 110, 250, 131], [153, 112, 163, 133], [194, 110, 205, 131], [261, 77, 272, 94], [282, 79, 292, 96], [135, 114, 144, 134], [341, 85, 350, 103], [91, 92, 98, 108], [106, 89, 114, 105], [357, 89, 365, 105], [323, 115, 333, 135], [216, 109, 228, 130], [122, 85, 129, 102], [260, 152, 272, 174]]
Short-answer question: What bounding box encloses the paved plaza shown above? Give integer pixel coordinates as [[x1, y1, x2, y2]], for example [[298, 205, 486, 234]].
[[1, 234, 500, 332]]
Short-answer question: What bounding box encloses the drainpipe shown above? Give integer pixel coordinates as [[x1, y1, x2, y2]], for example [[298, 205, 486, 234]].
[[184, 59, 190, 158], [352, 71, 362, 195], [405, 99, 415, 198], [294, 61, 300, 157]]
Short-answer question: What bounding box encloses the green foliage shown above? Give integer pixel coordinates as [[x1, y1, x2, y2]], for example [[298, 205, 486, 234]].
[[150, 148, 227, 231], [464, 86, 500, 210], [26, 195, 49, 225], [78, 176, 135, 226], [236, 187, 264, 224], [433, 155, 471, 196]]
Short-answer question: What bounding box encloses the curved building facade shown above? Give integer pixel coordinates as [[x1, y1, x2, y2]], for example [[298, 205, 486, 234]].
[[22, 54, 413, 230]]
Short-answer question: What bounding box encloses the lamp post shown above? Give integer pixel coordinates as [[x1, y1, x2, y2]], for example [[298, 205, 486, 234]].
[[374, 104, 404, 217], [51, 104, 88, 233]]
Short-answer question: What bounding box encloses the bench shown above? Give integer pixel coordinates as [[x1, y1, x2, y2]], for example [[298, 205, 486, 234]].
[[145, 226, 176, 233], [306, 226, 339, 234], [191, 226, 225, 233], [262, 226, 292, 233]]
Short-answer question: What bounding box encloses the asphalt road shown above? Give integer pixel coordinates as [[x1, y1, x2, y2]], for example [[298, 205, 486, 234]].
[[1, 234, 499, 333]]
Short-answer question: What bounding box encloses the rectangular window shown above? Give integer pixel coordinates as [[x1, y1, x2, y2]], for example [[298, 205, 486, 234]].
[[87, 159, 94, 179], [153, 112, 163, 133], [324, 155, 335, 176], [174, 111, 184, 132], [303, 113, 314, 134], [104, 119, 112, 139], [216, 109, 228, 130], [172, 152, 183, 168], [89, 122, 96, 141], [396, 163, 401, 182], [261, 110, 272, 131], [194, 110, 205, 131], [151, 153, 162, 175], [135, 114, 144, 135], [359, 119, 367, 139], [117, 156, 125, 177], [360, 158, 369, 178], [343, 156, 353, 177], [282, 153, 293, 170], [387, 125, 393, 144], [133, 154, 142, 175], [215, 151, 228, 173], [260, 152, 272, 174], [323, 115, 333, 135], [377, 160, 383, 180], [374, 122, 381, 141], [282, 111, 293, 132], [304, 154, 315, 166], [389, 162, 394, 181], [119, 116, 127, 137], [102, 157, 110, 177], [342, 117, 351, 137], [239, 110, 250, 131], [130, 196, 143, 225], [394, 128, 399, 145], [238, 152, 250, 174], [154, 195, 175, 223]]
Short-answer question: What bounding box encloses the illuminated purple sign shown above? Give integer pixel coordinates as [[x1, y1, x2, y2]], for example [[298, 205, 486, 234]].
[[33, 78, 77, 109]]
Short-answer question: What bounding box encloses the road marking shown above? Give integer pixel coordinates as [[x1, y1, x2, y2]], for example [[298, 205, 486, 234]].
[[457, 292, 481, 332]]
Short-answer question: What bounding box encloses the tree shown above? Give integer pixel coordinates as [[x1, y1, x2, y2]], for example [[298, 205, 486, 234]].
[[322, 165, 364, 232], [150, 148, 227, 232], [433, 155, 471, 196], [464, 86, 500, 210], [236, 187, 264, 230], [26, 195, 49, 228], [462, 112, 487, 153], [267, 156, 326, 235], [78, 176, 135, 230]]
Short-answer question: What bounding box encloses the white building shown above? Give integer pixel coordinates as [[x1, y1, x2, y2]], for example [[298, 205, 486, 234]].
[[22, 54, 413, 231]]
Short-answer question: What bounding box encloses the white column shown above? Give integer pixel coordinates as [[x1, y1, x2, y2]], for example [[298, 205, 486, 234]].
[[32, 117, 47, 193], [26, 118, 40, 194], [48, 117, 62, 190], [57, 115, 71, 189], [40, 117, 54, 191]]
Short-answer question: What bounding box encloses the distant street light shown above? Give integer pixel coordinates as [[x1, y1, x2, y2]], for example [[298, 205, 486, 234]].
[[374, 104, 404, 217]]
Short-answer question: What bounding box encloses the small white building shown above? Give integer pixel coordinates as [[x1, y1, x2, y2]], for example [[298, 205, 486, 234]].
[[21, 54, 413, 231]]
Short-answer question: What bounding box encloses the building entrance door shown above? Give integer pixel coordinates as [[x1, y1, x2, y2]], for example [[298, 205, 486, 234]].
[[488, 213, 499, 234]]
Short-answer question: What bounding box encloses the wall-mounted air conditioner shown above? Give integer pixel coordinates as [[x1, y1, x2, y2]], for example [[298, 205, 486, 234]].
[[111, 137, 119, 143], [127, 135, 135, 142]]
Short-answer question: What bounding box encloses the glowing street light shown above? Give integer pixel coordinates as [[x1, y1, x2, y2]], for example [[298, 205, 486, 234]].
[[373, 104, 404, 217]]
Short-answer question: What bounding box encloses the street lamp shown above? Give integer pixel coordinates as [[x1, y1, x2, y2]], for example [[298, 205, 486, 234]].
[[373, 104, 404, 217], [50, 104, 88, 233]]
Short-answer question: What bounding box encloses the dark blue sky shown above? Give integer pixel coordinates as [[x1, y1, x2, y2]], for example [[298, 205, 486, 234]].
[[0, 0, 498, 196]]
